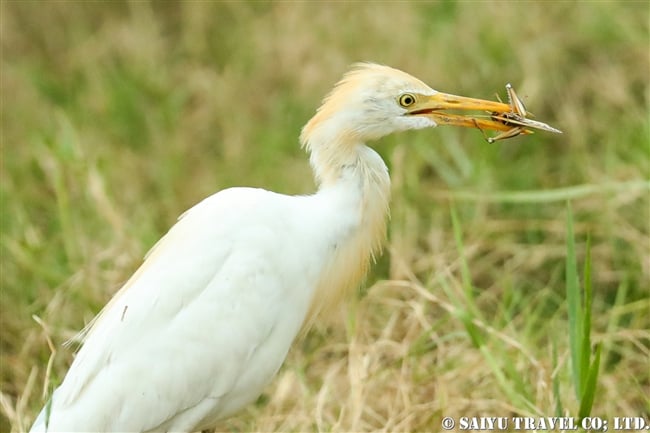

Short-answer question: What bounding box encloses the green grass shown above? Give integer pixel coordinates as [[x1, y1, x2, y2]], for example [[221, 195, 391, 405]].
[[2, 1, 649, 432], [564, 204, 601, 420]]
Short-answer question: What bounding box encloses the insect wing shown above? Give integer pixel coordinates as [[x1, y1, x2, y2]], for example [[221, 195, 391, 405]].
[[505, 83, 528, 117], [514, 117, 562, 134], [492, 113, 562, 134]]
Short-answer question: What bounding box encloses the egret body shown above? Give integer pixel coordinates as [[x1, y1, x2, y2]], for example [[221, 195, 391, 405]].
[[31, 64, 520, 432]]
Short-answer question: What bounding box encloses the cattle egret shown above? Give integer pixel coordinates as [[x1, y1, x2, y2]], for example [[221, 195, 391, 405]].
[[30, 63, 558, 432]]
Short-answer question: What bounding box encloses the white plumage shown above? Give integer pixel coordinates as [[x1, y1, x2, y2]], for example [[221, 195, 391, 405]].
[[30, 63, 521, 432], [34, 186, 377, 431]]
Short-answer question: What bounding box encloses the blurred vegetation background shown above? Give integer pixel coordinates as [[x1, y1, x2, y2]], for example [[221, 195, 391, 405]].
[[1, 1, 648, 432]]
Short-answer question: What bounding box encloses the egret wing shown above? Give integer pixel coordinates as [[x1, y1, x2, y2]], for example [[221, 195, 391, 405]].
[[32, 188, 313, 432]]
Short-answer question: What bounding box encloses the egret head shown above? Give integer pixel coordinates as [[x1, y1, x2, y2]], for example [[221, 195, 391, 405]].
[[301, 63, 514, 147]]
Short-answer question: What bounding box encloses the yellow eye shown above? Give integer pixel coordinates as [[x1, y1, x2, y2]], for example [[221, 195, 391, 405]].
[[398, 93, 416, 107]]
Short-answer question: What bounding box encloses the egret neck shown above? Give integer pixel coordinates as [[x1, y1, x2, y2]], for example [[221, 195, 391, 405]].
[[299, 114, 391, 330]]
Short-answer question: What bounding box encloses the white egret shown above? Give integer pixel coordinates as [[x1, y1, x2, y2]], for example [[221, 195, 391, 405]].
[[30, 63, 554, 432]]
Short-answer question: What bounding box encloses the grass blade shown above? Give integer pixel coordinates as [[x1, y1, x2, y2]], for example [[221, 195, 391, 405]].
[[449, 205, 482, 321], [577, 235, 602, 419], [579, 235, 593, 397], [552, 338, 564, 417], [449, 206, 473, 302], [565, 202, 583, 399], [449, 205, 485, 347], [578, 343, 602, 419], [434, 180, 650, 203]]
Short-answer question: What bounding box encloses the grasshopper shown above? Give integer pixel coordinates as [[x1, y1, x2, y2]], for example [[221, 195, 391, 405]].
[[484, 83, 562, 143]]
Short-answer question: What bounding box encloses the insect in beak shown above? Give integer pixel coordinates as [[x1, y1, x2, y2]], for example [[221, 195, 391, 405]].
[[483, 83, 563, 143], [410, 83, 562, 142]]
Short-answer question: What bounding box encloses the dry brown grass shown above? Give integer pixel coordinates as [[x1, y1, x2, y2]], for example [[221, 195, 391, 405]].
[[2, 2, 648, 432]]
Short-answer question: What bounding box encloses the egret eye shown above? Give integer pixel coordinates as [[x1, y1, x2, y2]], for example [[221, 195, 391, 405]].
[[398, 93, 416, 107]]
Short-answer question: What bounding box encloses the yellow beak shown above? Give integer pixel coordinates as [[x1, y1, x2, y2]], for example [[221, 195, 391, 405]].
[[407, 91, 516, 132]]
